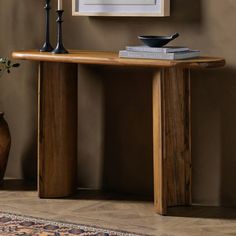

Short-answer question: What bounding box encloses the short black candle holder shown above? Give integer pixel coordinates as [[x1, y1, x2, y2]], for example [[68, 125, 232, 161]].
[[52, 10, 68, 54], [40, 0, 53, 52]]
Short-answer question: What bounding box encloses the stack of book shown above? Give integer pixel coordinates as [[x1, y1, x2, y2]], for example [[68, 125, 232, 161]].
[[119, 46, 200, 60]]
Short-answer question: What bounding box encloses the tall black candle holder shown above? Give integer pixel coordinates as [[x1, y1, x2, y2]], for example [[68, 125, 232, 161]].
[[52, 10, 68, 54], [40, 0, 53, 52]]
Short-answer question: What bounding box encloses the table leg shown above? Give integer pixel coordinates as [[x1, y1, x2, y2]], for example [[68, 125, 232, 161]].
[[38, 62, 78, 198], [153, 68, 191, 215]]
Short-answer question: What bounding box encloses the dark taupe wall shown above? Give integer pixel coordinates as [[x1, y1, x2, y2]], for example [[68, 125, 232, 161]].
[[1, 0, 236, 206], [0, 0, 43, 180]]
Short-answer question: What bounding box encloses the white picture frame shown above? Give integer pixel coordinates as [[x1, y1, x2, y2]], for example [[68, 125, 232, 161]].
[[72, 0, 170, 17]]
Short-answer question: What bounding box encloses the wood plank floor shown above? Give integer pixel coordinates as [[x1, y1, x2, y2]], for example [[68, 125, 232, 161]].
[[0, 180, 236, 236]]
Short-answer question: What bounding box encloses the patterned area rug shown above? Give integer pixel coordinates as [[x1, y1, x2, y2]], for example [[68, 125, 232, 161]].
[[0, 212, 142, 236]]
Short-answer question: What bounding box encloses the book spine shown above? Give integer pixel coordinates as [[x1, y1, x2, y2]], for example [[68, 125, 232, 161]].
[[126, 46, 167, 53], [174, 51, 200, 59], [126, 46, 189, 53], [119, 50, 173, 59]]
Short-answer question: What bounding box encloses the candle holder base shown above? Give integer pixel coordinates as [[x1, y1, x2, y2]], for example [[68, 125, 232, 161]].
[[52, 44, 68, 54], [40, 43, 54, 52]]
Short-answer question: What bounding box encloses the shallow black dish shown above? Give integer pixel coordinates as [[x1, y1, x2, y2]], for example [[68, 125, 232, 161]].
[[138, 33, 179, 47]]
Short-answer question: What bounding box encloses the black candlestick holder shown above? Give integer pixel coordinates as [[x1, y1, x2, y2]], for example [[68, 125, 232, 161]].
[[52, 10, 68, 54], [40, 0, 53, 52]]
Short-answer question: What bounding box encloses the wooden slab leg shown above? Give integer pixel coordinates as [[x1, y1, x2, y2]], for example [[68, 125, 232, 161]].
[[153, 68, 191, 215], [38, 62, 78, 198]]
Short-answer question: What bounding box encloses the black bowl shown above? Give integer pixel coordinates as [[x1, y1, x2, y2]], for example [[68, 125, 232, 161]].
[[138, 33, 179, 47]]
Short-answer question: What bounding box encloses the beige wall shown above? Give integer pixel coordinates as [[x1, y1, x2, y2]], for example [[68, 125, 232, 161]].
[[1, 0, 236, 206]]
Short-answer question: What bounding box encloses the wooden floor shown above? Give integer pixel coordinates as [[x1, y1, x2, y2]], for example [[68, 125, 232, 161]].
[[0, 180, 236, 236]]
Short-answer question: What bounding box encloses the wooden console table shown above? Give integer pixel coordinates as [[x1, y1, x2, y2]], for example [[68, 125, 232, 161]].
[[12, 50, 225, 215]]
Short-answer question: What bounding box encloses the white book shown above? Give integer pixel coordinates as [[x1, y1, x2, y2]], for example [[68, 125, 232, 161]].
[[85, 0, 155, 4], [119, 50, 201, 60], [126, 45, 190, 53]]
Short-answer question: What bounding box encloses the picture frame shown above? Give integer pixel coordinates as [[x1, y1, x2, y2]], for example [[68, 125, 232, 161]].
[[72, 0, 170, 17]]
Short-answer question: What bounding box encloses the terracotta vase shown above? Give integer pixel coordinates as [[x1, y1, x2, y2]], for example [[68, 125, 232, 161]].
[[0, 112, 11, 185]]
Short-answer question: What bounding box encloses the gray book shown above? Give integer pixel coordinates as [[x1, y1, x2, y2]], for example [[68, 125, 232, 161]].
[[126, 45, 190, 53], [119, 50, 200, 60]]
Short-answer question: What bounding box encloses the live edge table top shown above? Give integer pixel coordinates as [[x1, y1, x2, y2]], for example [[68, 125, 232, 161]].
[[12, 50, 225, 69]]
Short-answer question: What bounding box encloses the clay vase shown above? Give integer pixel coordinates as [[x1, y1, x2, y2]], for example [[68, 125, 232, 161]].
[[0, 112, 11, 185]]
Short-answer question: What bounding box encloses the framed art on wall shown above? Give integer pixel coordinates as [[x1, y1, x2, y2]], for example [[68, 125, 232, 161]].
[[72, 0, 170, 17]]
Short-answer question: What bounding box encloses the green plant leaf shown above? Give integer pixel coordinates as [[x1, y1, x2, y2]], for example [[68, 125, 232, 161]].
[[12, 63, 20, 67], [0, 57, 20, 78]]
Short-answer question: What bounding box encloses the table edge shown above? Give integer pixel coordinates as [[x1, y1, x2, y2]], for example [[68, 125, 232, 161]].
[[12, 50, 226, 69]]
